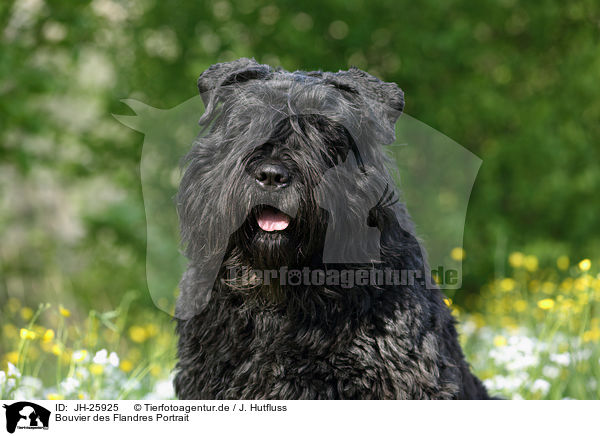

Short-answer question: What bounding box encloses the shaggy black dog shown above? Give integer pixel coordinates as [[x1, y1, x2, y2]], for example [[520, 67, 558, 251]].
[[174, 58, 490, 399]]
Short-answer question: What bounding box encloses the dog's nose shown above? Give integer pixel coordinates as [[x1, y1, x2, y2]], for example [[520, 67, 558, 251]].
[[254, 163, 290, 189]]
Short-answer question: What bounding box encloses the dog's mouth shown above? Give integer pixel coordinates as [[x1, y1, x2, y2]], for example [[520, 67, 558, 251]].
[[255, 206, 291, 232]]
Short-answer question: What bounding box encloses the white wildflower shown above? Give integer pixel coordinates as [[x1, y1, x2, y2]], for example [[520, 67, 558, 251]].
[[100, 387, 119, 398], [93, 349, 108, 365], [531, 379, 551, 395], [13, 389, 34, 400], [152, 379, 175, 400], [508, 335, 535, 354], [12, 377, 42, 399], [483, 373, 527, 392], [61, 377, 80, 394], [7, 362, 21, 378], [574, 349, 592, 361], [21, 376, 42, 390], [72, 350, 89, 363], [506, 354, 539, 371], [550, 353, 570, 366], [108, 352, 119, 367], [0, 371, 6, 384], [460, 320, 477, 336], [542, 366, 560, 379], [483, 378, 495, 391]]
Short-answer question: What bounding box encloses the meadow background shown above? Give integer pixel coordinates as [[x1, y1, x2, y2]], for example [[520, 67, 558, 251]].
[[1, 0, 599, 400]]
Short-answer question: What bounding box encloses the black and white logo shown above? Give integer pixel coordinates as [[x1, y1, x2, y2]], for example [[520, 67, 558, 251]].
[[2, 402, 50, 434]]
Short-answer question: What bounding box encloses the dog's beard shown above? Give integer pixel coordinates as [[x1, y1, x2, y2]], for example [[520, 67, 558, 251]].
[[218, 200, 326, 305]]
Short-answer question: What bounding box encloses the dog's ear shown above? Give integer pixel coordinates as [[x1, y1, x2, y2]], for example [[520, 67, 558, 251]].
[[197, 58, 273, 112], [326, 67, 404, 127], [198, 57, 259, 97]]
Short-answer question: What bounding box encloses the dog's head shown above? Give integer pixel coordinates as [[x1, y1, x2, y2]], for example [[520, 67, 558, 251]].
[[176, 58, 405, 312]]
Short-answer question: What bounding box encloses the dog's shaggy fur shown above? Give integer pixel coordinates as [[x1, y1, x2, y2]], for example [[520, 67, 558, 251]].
[[174, 58, 490, 399]]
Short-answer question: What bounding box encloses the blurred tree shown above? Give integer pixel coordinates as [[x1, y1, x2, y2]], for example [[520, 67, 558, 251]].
[[0, 0, 598, 312]]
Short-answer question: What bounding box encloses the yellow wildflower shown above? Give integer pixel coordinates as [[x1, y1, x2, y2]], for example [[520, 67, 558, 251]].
[[59, 305, 71, 318], [500, 278, 516, 292], [537, 298, 555, 310], [42, 329, 55, 342], [493, 335, 507, 347], [19, 328, 36, 340], [450, 247, 465, 261], [508, 252, 524, 268], [129, 326, 148, 343], [120, 360, 134, 372], [524, 255, 539, 272], [579, 259, 591, 272], [47, 393, 64, 400], [443, 298, 452, 307], [514, 299, 527, 312], [90, 364, 104, 375], [51, 344, 63, 356], [72, 350, 88, 363], [557, 255, 570, 270], [5, 351, 19, 365], [150, 364, 161, 377], [20, 307, 34, 321], [583, 329, 600, 343]]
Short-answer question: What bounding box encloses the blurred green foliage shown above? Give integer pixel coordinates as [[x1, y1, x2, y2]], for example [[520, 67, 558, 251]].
[[1, 0, 599, 317]]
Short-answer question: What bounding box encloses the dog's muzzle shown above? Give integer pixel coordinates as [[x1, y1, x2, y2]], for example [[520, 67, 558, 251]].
[[253, 162, 290, 190]]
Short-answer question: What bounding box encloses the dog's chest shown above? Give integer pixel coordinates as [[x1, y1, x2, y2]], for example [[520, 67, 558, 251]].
[[209, 311, 447, 399]]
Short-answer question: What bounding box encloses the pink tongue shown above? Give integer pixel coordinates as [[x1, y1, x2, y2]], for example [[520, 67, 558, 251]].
[[257, 209, 290, 232]]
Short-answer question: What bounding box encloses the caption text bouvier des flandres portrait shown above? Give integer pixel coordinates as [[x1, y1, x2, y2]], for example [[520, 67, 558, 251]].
[[174, 58, 490, 399]]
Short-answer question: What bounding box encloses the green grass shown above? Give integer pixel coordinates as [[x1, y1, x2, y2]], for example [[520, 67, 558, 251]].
[[1, 253, 598, 400], [1, 292, 177, 400]]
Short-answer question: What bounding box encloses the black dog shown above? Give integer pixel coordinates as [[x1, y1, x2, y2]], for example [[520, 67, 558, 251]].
[[174, 58, 489, 399]]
